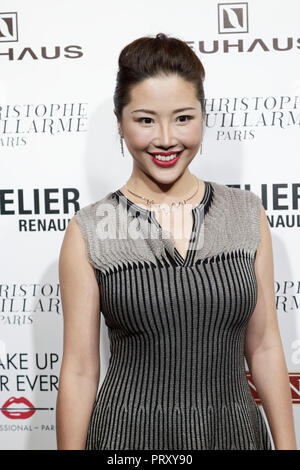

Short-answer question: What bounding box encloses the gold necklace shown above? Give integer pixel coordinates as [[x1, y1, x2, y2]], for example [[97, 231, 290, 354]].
[[124, 175, 200, 215]]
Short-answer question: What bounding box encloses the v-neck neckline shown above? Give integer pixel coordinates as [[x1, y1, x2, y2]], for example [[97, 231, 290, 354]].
[[113, 180, 212, 267]]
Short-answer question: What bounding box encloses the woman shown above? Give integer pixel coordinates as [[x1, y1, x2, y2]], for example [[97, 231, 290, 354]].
[[56, 33, 297, 450]]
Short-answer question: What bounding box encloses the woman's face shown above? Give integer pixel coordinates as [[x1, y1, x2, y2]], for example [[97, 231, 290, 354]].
[[119, 74, 203, 184]]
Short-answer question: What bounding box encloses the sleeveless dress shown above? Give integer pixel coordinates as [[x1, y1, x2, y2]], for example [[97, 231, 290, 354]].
[[74, 179, 273, 450]]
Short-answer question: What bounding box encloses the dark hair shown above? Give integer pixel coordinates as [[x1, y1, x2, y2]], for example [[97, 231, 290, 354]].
[[113, 32, 206, 124]]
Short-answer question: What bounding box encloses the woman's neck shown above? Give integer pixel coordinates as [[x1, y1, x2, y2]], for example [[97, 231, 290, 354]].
[[121, 170, 203, 206]]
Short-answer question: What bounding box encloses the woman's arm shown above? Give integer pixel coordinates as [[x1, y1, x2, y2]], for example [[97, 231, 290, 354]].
[[244, 204, 298, 450], [56, 216, 101, 450]]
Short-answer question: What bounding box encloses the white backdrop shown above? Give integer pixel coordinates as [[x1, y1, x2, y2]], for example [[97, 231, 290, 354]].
[[0, 0, 299, 450]]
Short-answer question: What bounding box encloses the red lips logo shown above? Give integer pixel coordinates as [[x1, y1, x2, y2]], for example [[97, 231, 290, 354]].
[[1, 397, 36, 419]]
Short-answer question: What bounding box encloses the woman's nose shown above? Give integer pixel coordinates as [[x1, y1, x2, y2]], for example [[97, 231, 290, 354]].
[[155, 122, 175, 148]]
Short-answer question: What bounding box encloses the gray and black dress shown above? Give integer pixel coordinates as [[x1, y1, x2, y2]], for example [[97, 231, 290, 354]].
[[74, 179, 273, 450]]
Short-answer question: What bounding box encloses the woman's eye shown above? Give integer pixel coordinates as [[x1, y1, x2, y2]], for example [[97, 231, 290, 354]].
[[137, 117, 153, 124], [137, 115, 193, 124], [177, 115, 193, 122]]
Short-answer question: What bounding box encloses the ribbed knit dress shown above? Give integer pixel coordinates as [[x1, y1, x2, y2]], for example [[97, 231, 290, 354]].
[[74, 179, 273, 450]]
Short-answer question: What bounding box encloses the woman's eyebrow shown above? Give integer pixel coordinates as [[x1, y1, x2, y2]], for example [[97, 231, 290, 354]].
[[131, 107, 196, 114]]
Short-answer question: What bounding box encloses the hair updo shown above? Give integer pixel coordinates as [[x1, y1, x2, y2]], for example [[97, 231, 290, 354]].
[[113, 32, 206, 123]]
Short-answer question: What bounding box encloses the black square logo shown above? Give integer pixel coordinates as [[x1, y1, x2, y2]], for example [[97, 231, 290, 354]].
[[0, 12, 18, 42], [218, 3, 249, 34]]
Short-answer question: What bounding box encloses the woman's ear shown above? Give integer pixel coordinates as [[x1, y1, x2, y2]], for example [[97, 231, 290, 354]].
[[113, 109, 122, 135]]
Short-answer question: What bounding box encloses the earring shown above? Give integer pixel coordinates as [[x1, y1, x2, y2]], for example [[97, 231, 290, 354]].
[[120, 134, 124, 157], [200, 143, 202, 155]]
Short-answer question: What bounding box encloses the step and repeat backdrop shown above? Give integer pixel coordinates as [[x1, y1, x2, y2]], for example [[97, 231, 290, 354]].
[[0, 0, 299, 450]]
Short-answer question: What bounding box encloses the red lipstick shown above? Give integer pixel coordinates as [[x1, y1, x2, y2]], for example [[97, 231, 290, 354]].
[[149, 150, 183, 167]]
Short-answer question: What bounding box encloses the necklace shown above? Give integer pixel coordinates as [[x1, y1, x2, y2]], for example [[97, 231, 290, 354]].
[[124, 175, 200, 215]]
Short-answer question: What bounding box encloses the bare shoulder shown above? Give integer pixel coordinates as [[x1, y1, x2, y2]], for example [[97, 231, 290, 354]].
[[244, 201, 281, 358], [59, 214, 99, 302], [59, 215, 101, 378], [60, 215, 95, 270]]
